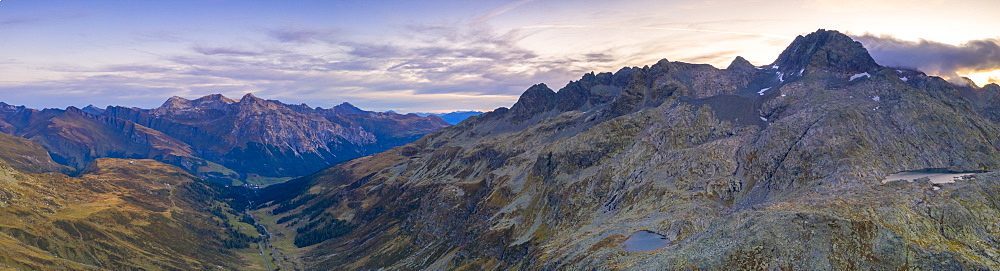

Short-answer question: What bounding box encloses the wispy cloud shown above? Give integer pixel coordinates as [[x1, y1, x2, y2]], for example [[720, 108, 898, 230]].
[[192, 45, 263, 56], [0, 18, 43, 26], [3, 22, 611, 111], [521, 24, 793, 39], [473, 0, 534, 23], [268, 28, 340, 43], [851, 33, 1000, 84]]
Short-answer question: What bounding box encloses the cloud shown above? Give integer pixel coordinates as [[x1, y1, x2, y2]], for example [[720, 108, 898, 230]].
[[473, 0, 534, 23], [268, 28, 339, 43], [134, 29, 187, 43], [3, 22, 624, 112], [0, 18, 43, 26], [682, 50, 742, 65], [192, 45, 262, 56], [803, 0, 945, 12], [0, 11, 88, 27], [851, 33, 1000, 84]]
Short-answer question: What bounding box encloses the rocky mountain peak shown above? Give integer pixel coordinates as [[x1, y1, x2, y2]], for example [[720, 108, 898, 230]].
[[160, 96, 192, 109], [960, 77, 979, 88], [238, 93, 262, 103], [81, 105, 106, 115], [193, 93, 235, 104], [332, 102, 366, 114], [508, 83, 556, 122], [154, 94, 235, 115], [771, 29, 880, 75], [235, 93, 282, 112], [0, 102, 25, 113], [986, 83, 1000, 91], [727, 56, 755, 70]]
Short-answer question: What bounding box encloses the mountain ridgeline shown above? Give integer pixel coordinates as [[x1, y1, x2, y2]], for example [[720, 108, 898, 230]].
[[0, 94, 450, 185], [253, 29, 1000, 269]]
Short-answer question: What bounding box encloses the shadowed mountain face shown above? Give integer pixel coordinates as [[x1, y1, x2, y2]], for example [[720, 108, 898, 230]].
[[254, 29, 1000, 270], [0, 94, 449, 185]]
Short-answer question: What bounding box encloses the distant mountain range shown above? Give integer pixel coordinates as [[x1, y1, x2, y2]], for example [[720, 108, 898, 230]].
[[384, 110, 484, 125], [0, 94, 450, 186]]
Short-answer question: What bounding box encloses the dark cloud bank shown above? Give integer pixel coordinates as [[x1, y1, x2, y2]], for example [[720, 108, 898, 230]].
[[851, 33, 1000, 85]]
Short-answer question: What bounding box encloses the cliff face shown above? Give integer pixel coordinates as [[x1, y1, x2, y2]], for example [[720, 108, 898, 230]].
[[0, 94, 450, 185], [255, 30, 1000, 270]]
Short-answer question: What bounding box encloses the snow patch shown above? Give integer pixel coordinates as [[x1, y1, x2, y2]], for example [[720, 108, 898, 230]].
[[872, 95, 880, 102], [771, 65, 779, 69], [798, 69, 805, 76], [781, 94, 786, 97], [777, 72, 784, 82], [900, 77, 908, 82], [758, 87, 770, 95], [759, 116, 768, 121], [850, 72, 871, 81]]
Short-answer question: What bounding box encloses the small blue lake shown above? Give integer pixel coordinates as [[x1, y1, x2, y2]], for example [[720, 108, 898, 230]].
[[882, 169, 985, 184], [621, 230, 672, 253]]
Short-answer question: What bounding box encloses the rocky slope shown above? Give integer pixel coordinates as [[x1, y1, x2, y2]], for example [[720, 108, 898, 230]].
[[0, 133, 265, 269], [0, 94, 449, 185], [253, 29, 1000, 270]]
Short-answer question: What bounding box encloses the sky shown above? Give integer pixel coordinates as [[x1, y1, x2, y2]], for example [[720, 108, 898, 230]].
[[1, 0, 998, 113]]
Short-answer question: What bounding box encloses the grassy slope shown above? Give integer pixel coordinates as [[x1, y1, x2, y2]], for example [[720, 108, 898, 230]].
[[0, 132, 72, 174], [0, 157, 264, 270]]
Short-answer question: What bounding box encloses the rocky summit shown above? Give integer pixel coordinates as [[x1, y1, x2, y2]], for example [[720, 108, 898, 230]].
[[0, 94, 449, 185], [251, 29, 1000, 270]]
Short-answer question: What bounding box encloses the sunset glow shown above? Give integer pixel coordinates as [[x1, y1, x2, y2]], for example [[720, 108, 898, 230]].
[[962, 70, 1000, 87], [0, 0, 998, 112]]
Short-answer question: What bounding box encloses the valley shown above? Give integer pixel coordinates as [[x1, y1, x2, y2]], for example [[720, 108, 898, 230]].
[[1, 29, 999, 270], [245, 29, 1000, 270]]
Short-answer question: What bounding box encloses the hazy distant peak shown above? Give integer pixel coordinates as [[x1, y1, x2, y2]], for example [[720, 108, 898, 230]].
[[332, 102, 366, 114]]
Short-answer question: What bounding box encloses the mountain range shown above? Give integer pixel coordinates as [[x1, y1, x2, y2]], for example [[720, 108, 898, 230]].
[[250, 29, 1000, 269], [2, 29, 1000, 270], [413, 111, 485, 125], [0, 94, 450, 186]]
